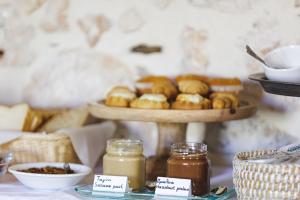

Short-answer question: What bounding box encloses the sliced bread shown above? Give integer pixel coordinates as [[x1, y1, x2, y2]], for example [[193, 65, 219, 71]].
[[38, 106, 99, 132], [0, 104, 42, 131]]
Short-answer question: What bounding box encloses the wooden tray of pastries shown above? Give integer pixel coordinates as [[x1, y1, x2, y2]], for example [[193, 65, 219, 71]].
[[89, 75, 257, 123]]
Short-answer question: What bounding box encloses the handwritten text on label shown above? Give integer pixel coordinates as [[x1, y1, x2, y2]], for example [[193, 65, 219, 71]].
[[93, 175, 129, 193], [155, 177, 191, 197]]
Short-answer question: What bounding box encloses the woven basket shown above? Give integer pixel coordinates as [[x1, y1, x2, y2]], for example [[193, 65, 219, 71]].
[[0, 133, 80, 164], [233, 149, 300, 200]]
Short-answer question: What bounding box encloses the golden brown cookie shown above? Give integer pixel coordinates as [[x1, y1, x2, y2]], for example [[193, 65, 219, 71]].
[[175, 74, 209, 84], [105, 86, 136, 107], [135, 76, 173, 96], [210, 92, 239, 109], [208, 77, 243, 93], [171, 94, 211, 110], [130, 94, 169, 109], [178, 80, 209, 95], [151, 82, 178, 99]]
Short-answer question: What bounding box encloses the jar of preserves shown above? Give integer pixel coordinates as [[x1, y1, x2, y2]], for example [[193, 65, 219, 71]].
[[167, 143, 210, 196], [103, 139, 145, 191]]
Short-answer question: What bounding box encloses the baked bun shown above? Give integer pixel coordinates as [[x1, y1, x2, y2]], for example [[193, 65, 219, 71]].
[[178, 80, 209, 95], [130, 94, 169, 109], [208, 77, 243, 93], [172, 94, 211, 110], [135, 76, 172, 96], [105, 86, 136, 107], [151, 82, 178, 99], [209, 92, 239, 109], [136, 76, 171, 83], [175, 74, 208, 84], [211, 97, 232, 109]]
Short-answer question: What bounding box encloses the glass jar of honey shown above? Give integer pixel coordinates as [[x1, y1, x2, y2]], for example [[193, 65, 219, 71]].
[[167, 143, 210, 196], [103, 139, 145, 191]]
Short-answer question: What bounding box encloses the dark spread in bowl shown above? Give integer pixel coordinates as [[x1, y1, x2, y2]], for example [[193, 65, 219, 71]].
[[18, 166, 75, 174]]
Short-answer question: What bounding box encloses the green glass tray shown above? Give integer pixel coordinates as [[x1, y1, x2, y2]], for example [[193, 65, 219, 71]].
[[74, 185, 236, 200]]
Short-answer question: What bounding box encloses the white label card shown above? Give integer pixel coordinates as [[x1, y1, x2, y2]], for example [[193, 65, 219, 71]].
[[92, 175, 129, 193], [155, 177, 192, 197]]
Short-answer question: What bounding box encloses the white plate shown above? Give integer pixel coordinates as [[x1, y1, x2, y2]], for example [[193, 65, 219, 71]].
[[8, 162, 91, 190]]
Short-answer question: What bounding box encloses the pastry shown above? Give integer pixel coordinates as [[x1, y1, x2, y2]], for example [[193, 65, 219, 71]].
[[136, 75, 171, 83], [178, 80, 209, 95], [151, 82, 178, 99], [135, 76, 172, 95], [130, 94, 169, 109], [175, 74, 209, 84], [211, 97, 232, 109], [105, 86, 136, 107], [210, 92, 239, 109], [208, 77, 243, 93], [172, 94, 211, 110]]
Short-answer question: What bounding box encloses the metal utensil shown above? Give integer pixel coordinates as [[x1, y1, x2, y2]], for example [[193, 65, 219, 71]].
[[246, 45, 267, 66], [63, 163, 71, 174], [247, 143, 300, 164]]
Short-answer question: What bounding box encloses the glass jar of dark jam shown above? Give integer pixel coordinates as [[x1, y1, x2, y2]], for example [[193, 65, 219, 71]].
[[167, 143, 210, 196]]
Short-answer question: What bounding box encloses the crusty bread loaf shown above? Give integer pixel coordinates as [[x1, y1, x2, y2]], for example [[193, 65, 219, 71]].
[[38, 106, 99, 132]]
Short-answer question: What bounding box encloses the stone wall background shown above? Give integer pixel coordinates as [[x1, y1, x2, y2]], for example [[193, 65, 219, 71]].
[[0, 0, 300, 160]]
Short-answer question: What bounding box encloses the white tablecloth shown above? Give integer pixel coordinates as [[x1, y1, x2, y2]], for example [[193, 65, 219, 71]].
[[0, 166, 235, 199], [0, 173, 85, 200]]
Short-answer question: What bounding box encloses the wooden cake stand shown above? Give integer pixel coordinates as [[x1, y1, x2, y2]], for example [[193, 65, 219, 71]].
[[88, 100, 257, 180]]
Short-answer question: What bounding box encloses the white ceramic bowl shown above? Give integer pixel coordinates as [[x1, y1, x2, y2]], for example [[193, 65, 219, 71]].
[[263, 45, 300, 83], [8, 162, 91, 190]]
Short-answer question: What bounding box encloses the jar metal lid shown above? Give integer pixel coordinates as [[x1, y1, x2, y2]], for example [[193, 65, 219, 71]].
[[106, 139, 144, 155], [171, 143, 207, 155]]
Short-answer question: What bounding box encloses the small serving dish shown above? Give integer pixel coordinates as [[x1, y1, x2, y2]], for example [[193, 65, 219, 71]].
[[263, 45, 300, 83], [249, 73, 300, 97], [8, 162, 91, 189], [0, 151, 13, 176]]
